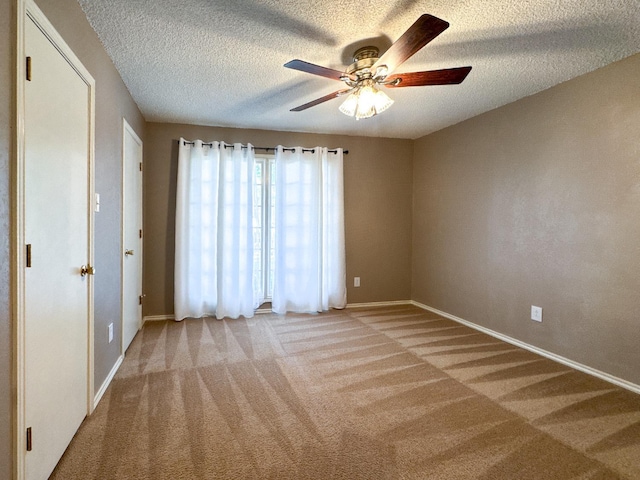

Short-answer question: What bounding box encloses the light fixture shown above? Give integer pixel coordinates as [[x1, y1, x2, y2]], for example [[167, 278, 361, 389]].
[[339, 79, 394, 120]]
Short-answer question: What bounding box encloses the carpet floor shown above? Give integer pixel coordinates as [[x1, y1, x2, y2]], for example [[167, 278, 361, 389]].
[[51, 305, 640, 479]]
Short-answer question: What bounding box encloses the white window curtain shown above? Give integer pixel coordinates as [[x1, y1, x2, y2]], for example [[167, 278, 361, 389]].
[[272, 146, 347, 314], [174, 139, 260, 320]]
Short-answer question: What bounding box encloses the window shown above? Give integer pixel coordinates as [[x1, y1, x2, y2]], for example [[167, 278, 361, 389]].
[[175, 141, 346, 320], [253, 156, 276, 302]]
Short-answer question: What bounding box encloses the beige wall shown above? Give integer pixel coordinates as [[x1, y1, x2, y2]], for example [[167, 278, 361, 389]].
[[143, 123, 414, 317], [412, 53, 640, 386]]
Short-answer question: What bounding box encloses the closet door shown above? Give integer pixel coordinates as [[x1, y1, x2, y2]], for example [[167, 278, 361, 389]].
[[23, 8, 93, 479], [122, 119, 143, 352]]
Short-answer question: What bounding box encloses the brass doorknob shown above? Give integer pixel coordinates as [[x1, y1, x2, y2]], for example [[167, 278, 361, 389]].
[[125, 249, 134, 256], [80, 265, 96, 276]]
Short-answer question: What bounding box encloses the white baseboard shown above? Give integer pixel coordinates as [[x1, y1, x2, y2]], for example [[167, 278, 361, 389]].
[[143, 314, 174, 323], [411, 301, 640, 395], [145, 302, 414, 321], [93, 354, 123, 409], [347, 300, 412, 309], [145, 311, 274, 322]]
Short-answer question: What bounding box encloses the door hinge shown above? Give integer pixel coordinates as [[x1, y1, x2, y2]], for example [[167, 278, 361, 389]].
[[139, 294, 145, 305], [139, 162, 142, 172], [26, 427, 32, 451], [139, 229, 142, 239], [26, 56, 32, 81], [26, 244, 32, 268]]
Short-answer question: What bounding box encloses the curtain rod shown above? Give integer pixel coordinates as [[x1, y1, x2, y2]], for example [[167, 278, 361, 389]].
[[181, 140, 348, 155]]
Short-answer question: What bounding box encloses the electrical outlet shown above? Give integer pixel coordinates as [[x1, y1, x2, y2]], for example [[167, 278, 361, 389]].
[[108, 323, 114, 343], [354, 277, 360, 287], [531, 305, 543, 323]]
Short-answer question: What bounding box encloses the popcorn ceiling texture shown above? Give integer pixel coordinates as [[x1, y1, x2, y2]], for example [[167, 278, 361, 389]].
[[77, 0, 640, 139]]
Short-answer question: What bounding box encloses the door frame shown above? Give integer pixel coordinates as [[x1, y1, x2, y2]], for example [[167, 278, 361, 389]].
[[13, 0, 96, 478], [121, 118, 143, 354]]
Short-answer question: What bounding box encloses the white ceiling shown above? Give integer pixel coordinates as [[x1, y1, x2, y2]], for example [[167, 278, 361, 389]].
[[77, 0, 640, 140]]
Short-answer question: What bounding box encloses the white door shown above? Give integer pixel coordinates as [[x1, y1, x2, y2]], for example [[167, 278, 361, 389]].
[[23, 11, 93, 480], [122, 120, 143, 352]]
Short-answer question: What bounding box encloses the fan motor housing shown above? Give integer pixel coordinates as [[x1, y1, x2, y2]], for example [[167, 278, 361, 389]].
[[346, 46, 380, 77]]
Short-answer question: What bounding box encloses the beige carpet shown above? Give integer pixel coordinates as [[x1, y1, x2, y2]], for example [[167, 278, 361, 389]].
[[51, 305, 640, 479]]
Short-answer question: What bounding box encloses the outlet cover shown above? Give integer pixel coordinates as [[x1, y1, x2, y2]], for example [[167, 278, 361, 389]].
[[108, 323, 114, 343], [531, 306, 543, 322], [354, 277, 360, 287]]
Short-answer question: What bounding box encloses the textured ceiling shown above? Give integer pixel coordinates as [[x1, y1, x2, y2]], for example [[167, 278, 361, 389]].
[[77, 0, 640, 139]]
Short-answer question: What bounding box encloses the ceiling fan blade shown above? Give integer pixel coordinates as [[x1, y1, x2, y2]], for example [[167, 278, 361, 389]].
[[284, 59, 345, 81], [290, 89, 351, 112], [385, 66, 472, 87], [373, 14, 449, 74]]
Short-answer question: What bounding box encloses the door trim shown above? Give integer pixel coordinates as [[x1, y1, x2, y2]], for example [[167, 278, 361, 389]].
[[121, 118, 143, 355], [14, 1, 96, 478]]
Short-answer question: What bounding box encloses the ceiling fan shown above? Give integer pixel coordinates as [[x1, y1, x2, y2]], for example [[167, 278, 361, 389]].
[[284, 14, 472, 120]]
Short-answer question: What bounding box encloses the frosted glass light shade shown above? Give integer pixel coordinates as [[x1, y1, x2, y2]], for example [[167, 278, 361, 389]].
[[338, 93, 358, 117], [373, 89, 394, 114], [355, 103, 376, 120], [339, 83, 394, 120], [357, 85, 377, 112]]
